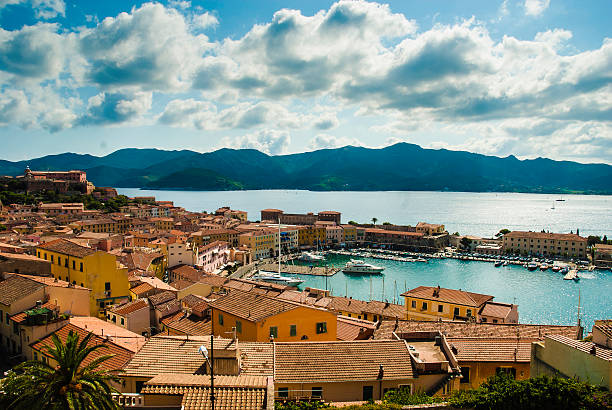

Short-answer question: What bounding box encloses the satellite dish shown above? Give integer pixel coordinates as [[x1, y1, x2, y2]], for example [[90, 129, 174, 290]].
[[198, 345, 209, 359]]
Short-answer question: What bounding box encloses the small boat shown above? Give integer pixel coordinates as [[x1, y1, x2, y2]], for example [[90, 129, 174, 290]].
[[527, 262, 539, 271], [342, 259, 384, 275], [494, 260, 503, 267], [563, 269, 578, 281], [503, 261, 509, 266], [298, 251, 325, 262], [540, 263, 549, 271], [551, 266, 561, 273]]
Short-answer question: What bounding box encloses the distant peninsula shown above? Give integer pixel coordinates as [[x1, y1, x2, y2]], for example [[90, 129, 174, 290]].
[[1, 143, 611, 194]]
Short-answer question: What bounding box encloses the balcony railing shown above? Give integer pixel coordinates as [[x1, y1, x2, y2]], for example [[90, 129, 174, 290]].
[[275, 389, 322, 401], [113, 393, 144, 407]]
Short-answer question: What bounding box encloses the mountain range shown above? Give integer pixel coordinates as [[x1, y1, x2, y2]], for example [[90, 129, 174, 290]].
[[1, 144, 611, 194]]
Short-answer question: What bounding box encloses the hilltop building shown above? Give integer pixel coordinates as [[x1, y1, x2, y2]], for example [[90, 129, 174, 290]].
[[20, 167, 94, 194]]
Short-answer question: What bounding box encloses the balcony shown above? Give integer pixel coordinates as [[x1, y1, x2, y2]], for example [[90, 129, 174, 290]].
[[113, 393, 144, 407]]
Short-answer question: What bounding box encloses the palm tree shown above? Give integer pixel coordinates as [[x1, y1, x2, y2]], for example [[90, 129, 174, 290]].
[[372, 217, 378, 225], [1, 330, 120, 409]]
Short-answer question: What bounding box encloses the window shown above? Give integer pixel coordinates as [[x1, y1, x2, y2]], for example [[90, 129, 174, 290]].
[[72, 260, 75, 269], [290, 324, 297, 337], [481, 317, 488, 322], [411, 300, 416, 309], [64, 259, 68, 268], [466, 309, 472, 317], [311, 387, 322, 398], [50, 255, 54, 263], [493, 319, 498, 323], [278, 387, 289, 398], [454, 307, 460, 317], [363, 386, 373, 401], [121, 318, 124, 325], [105, 282, 111, 291], [135, 381, 145, 393], [421, 302, 428, 311], [236, 320, 242, 334], [37, 251, 40, 258], [79, 262, 83, 272], [13, 322, 18, 334], [269, 326, 278, 339], [33, 352, 38, 361], [218, 313, 224, 325], [438, 304, 444, 313], [316, 322, 327, 334], [58, 257, 61, 265], [496, 367, 516, 379], [461, 367, 470, 383], [5, 312, 9, 324]]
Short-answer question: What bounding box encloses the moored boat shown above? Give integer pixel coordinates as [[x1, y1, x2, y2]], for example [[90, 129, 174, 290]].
[[494, 260, 503, 267], [527, 262, 539, 271], [298, 251, 325, 262], [540, 263, 549, 271], [342, 259, 384, 275], [251, 271, 304, 286]]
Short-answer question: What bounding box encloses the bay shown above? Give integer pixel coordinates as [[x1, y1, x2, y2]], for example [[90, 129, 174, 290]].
[[117, 189, 612, 237]]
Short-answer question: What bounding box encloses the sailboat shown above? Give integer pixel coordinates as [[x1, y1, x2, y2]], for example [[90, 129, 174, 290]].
[[251, 220, 304, 286], [551, 202, 555, 210]]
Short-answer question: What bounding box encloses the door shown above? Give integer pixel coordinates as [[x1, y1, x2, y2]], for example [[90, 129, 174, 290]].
[[363, 385, 374, 401]]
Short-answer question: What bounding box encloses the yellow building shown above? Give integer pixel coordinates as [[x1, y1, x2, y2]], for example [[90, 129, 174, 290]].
[[502, 231, 587, 258], [238, 230, 276, 260], [209, 290, 337, 342], [37, 239, 130, 316], [298, 225, 326, 248], [151, 217, 174, 231], [341, 225, 357, 242], [402, 286, 493, 322]]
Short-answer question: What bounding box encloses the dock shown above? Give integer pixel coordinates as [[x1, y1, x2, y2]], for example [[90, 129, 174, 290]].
[[256, 263, 339, 276], [563, 269, 579, 281]]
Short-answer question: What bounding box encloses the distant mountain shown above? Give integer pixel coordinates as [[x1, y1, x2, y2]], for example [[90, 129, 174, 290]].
[[1, 144, 611, 194]]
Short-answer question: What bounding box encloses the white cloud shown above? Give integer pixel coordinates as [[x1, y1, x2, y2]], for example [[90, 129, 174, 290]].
[[524, 0, 550, 16], [308, 133, 361, 150], [0, 87, 76, 132], [79, 92, 152, 125], [0, 0, 65, 19], [221, 129, 291, 155], [193, 12, 219, 29]]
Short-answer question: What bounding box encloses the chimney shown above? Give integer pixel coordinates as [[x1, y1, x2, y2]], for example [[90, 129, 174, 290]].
[[434, 335, 442, 346], [377, 364, 384, 380], [35, 300, 42, 308]]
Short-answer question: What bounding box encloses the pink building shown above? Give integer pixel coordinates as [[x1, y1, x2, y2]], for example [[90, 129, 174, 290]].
[[326, 225, 344, 245], [196, 241, 229, 273]]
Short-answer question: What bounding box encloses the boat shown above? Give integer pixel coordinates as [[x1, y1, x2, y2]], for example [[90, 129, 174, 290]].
[[551, 266, 561, 273], [342, 259, 384, 275], [494, 260, 503, 267], [251, 271, 304, 286], [563, 269, 578, 281], [298, 251, 325, 262], [540, 263, 549, 271], [502, 261, 509, 266], [527, 262, 539, 271]]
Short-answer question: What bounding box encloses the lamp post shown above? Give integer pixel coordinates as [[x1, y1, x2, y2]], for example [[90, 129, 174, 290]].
[[198, 336, 215, 410]]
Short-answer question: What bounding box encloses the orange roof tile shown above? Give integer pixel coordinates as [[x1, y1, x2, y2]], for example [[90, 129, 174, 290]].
[[402, 286, 493, 307]]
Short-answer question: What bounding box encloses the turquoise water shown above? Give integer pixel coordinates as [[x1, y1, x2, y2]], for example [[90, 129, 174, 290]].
[[289, 254, 612, 331], [117, 189, 612, 237]]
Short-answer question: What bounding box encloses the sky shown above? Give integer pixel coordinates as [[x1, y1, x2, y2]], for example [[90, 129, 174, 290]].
[[0, 0, 610, 163]]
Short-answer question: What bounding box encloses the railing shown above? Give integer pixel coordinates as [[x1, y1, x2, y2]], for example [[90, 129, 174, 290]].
[[275, 390, 322, 401], [113, 393, 144, 407]]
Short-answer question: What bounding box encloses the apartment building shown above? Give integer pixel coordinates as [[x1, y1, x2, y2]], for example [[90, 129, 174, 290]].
[[502, 231, 587, 258]]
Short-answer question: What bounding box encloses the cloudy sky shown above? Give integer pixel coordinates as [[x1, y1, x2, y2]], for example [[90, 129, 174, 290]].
[[0, 0, 610, 163]]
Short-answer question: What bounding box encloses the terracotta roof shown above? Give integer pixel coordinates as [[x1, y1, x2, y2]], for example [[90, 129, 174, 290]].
[[505, 231, 586, 242], [328, 296, 368, 315], [401, 286, 493, 307], [122, 252, 162, 271], [337, 316, 376, 341], [134, 276, 177, 292], [374, 319, 582, 341], [69, 316, 146, 353], [181, 385, 266, 410], [170, 279, 196, 290], [198, 240, 229, 253], [131, 282, 154, 296], [593, 321, 612, 339], [480, 302, 513, 319], [0, 275, 44, 305], [11, 273, 88, 289], [274, 340, 415, 383], [546, 334, 612, 360], [38, 238, 97, 258], [161, 312, 212, 336], [0, 251, 47, 261], [448, 338, 534, 362], [155, 299, 181, 318], [365, 228, 424, 237], [144, 373, 267, 388], [31, 323, 134, 371], [149, 291, 177, 306], [198, 274, 228, 288], [110, 299, 149, 316], [181, 294, 208, 309], [122, 336, 273, 378], [170, 265, 202, 282], [208, 290, 300, 322]]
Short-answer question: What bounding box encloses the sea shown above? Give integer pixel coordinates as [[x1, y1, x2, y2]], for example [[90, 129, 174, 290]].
[[117, 189, 612, 329]]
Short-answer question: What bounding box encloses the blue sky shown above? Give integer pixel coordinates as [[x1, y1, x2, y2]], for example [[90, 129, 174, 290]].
[[0, 0, 610, 163]]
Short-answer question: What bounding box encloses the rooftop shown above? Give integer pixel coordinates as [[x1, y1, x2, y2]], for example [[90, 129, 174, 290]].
[[546, 334, 612, 361], [110, 299, 149, 316], [69, 316, 146, 353], [0, 275, 44, 306], [448, 337, 533, 363], [38, 238, 97, 258], [479, 302, 514, 319], [208, 290, 303, 322], [274, 340, 415, 383], [402, 286, 493, 307], [505, 231, 587, 241]]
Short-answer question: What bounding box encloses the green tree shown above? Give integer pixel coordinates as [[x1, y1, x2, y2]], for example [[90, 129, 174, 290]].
[[460, 237, 472, 249], [588, 235, 602, 247], [497, 228, 511, 236], [0, 330, 120, 409], [371, 217, 378, 225]]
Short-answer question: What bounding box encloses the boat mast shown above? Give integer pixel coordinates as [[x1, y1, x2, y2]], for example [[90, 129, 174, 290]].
[[577, 288, 582, 330], [278, 217, 281, 275]]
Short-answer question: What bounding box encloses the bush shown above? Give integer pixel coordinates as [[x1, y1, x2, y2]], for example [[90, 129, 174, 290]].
[[275, 401, 331, 410], [383, 388, 444, 405], [449, 373, 612, 410]]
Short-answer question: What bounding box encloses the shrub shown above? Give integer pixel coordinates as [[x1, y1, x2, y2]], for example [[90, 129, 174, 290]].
[[383, 388, 444, 405]]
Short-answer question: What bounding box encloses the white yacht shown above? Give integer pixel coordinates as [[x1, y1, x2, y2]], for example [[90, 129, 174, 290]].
[[299, 251, 325, 262], [342, 259, 384, 275], [251, 271, 304, 286]]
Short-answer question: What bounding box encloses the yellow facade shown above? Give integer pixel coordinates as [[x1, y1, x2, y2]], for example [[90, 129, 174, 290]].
[[404, 296, 479, 321], [342, 225, 357, 242], [238, 231, 275, 260], [152, 218, 174, 231], [211, 306, 337, 342], [458, 362, 530, 390], [36, 248, 130, 317], [298, 226, 326, 247]]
